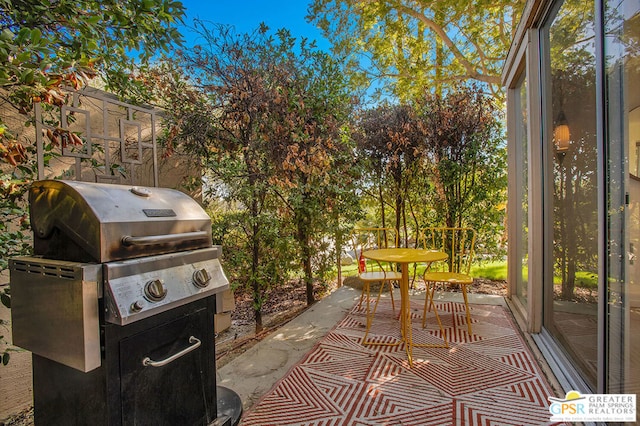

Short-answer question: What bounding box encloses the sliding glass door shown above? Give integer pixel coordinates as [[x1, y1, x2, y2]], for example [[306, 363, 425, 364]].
[[541, 0, 599, 389]]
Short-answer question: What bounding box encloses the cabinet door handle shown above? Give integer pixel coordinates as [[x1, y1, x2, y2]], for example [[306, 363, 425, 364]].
[[142, 336, 201, 367]]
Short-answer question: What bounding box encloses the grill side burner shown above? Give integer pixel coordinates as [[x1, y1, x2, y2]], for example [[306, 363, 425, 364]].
[[10, 258, 102, 372], [10, 180, 241, 425]]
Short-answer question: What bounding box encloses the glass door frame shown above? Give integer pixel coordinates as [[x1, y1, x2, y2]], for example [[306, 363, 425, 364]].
[[506, 27, 545, 334], [594, 0, 607, 394], [506, 34, 530, 325]]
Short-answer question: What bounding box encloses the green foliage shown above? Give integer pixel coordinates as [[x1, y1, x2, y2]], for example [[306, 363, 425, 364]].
[[307, 0, 526, 101], [0, 0, 185, 107], [210, 207, 296, 310], [0, 0, 186, 366], [0, 180, 31, 271], [415, 85, 507, 256], [350, 86, 506, 256], [148, 23, 360, 328], [0, 0, 187, 264], [269, 48, 358, 305], [352, 103, 426, 242], [0, 149, 39, 364]]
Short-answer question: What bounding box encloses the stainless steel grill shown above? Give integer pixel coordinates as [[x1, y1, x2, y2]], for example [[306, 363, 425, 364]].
[[29, 179, 213, 262], [10, 180, 241, 426]]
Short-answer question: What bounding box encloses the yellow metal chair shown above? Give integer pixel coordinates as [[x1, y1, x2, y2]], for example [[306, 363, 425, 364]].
[[351, 227, 400, 344], [420, 227, 477, 334]]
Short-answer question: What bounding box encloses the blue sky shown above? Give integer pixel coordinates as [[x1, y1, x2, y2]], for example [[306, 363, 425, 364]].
[[177, 1, 329, 50]]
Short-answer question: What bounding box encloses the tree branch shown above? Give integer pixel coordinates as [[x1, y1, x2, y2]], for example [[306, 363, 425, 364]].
[[388, 2, 501, 86]]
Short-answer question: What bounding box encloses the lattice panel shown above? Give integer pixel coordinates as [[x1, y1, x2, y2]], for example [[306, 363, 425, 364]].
[[34, 87, 159, 186]]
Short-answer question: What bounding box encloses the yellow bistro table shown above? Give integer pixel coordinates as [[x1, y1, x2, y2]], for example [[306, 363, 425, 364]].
[[361, 248, 449, 366]]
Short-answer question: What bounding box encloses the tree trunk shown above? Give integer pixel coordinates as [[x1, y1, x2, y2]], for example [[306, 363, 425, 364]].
[[435, 8, 444, 98], [299, 209, 314, 305], [336, 230, 343, 287], [252, 231, 263, 333], [562, 165, 576, 299], [297, 185, 315, 306], [401, 184, 408, 246], [378, 179, 386, 228], [408, 195, 419, 247], [248, 169, 263, 334]]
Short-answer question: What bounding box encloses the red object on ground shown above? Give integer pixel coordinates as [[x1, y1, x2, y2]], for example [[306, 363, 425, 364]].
[[358, 251, 366, 273]]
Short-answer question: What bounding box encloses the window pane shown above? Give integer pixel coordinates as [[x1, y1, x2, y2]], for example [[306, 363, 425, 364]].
[[543, 0, 598, 389]]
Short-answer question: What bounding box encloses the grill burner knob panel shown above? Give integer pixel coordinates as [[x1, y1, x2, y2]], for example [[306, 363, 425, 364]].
[[103, 248, 229, 325], [192, 268, 211, 288], [144, 279, 167, 302]]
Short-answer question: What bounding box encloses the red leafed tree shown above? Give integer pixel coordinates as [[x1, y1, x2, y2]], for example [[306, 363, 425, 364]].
[[353, 103, 426, 245], [147, 23, 358, 331]]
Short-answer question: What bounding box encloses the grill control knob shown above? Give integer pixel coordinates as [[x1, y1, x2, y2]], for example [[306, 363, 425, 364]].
[[130, 300, 144, 312], [144, 279, 167, 302], [192, 268, 211, 288]]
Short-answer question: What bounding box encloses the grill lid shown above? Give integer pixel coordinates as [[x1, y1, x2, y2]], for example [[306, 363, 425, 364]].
[[30, 180, 213, 262]]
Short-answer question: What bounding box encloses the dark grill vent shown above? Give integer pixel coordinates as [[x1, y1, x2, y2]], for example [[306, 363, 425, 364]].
[[11, 260, 78, 280]]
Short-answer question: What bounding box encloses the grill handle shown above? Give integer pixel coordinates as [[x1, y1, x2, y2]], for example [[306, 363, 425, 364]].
[[122, 231, 209, 246], [142, 336, 201, 368]]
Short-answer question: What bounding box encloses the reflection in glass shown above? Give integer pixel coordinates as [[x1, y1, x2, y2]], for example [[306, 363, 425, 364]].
[[543, 0, 598, 389], [604, 0, 640, 395]]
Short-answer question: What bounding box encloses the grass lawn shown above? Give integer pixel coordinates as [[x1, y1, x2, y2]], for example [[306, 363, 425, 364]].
[[342, 258, 597, 290], [472, 260, 507, 281], [341, 259, 509, 281]]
